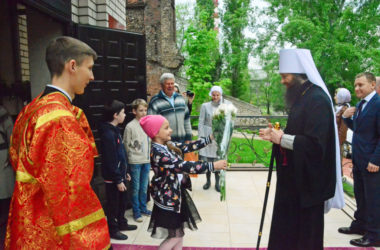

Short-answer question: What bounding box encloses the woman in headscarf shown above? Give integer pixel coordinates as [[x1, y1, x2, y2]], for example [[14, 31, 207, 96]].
[[334, 87, 351, 158], [198, 86, 231, 192]]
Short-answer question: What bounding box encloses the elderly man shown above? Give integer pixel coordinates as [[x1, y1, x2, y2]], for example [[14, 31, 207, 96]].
[[339, 72, 380, 247], [148, 73, 192, 143], [259, 49, 343, 250]]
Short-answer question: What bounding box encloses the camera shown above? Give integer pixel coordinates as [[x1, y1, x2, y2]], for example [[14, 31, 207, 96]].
[[186, 90, 194, 97]]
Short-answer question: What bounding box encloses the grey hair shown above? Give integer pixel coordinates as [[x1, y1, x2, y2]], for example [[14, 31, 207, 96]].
[[160, 73, 175, 85]]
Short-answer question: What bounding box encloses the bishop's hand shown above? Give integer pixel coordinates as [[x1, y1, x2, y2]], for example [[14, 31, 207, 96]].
[[270, 129, 284, 144], [259, 123, 273, 141], [259, 123, 284, 145]]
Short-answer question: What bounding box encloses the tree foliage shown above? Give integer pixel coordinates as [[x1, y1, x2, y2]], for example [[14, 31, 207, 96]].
[[251, 52, 284, 114], [221, 0, 253, 102], [176, 0, 255, 109], [181, 2, 221, 111], [196, 0, 216, 30], [254, 0, 380, 104], [175, 3, 194, 52]]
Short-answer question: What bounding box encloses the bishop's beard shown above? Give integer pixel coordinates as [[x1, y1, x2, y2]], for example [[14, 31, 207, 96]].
[[285, 78, 304, 111]]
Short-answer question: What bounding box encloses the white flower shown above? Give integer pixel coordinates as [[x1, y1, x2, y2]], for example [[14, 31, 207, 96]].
[[213, 103, 238, 118]]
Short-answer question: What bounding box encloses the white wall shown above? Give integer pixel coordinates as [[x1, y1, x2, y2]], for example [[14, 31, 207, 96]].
[[72, 0, 126, 28], [27, 8, 64, 98]]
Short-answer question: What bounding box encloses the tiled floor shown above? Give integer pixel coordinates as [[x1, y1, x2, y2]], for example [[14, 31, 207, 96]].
[[111, 171, 377, 249]]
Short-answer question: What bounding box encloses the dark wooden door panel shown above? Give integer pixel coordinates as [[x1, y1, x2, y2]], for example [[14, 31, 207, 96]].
[[74, 24, 146, 126], [73, 24, 146, 205]]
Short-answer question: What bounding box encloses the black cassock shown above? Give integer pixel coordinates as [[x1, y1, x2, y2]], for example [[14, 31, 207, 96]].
[[268, 81, 336, 250]]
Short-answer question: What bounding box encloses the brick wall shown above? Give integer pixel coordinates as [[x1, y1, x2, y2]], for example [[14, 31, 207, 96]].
[[125, 0, 145, 33], [126, 0, 183, 99]]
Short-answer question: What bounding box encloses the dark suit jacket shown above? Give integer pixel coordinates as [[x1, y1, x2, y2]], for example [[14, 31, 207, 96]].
[[344, 94, 380, 169]]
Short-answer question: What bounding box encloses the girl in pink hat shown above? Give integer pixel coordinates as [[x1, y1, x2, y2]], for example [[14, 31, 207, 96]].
[[140, 115, 227, 249]]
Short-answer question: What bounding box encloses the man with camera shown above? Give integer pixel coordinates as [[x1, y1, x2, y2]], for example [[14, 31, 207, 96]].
[[148, 73, 192, 143], [178, 86, 195, 115], [174, 83, 195, 115], [183, 89, 195, 115]]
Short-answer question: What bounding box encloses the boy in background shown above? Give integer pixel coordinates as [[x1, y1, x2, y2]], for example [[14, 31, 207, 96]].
[[123, 99, 152, 222], [100, 100, 137, 240]]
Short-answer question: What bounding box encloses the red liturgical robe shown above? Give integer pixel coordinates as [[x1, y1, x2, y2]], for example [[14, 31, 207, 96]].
[[6, 92, 110, 249]]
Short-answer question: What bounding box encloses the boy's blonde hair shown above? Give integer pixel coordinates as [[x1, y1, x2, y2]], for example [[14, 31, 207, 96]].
[[132, 99, 148, 110]]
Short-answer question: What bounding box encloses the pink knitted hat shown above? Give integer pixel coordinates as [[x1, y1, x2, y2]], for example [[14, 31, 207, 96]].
[[139, 115, 166, 139]]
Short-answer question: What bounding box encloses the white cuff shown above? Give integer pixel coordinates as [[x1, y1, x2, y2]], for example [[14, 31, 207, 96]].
[[280, 134, 295, 150]]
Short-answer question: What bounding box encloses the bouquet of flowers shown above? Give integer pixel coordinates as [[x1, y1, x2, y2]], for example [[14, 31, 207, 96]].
[[212, 103, 237, 201]]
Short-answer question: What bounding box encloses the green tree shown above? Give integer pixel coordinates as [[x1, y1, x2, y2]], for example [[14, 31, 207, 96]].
[[254, 0, 380, 104], [251, 52, 284, 114], [182, 9, 220, 111], [196, 0, 216, 30], [221, 0, 253, 101], [196, 0, 223, 82], [176, 3, 194, 52]]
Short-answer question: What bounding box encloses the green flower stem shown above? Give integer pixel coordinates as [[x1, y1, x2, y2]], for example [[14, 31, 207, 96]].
[[212, 112, 235, 202]]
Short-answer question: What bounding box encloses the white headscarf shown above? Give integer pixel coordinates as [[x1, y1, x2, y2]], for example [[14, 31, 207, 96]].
[[279, 48, 345, 213], [335, 88, 351, 113], [336, 88, 351, 105], [209, 86, 223, 96]]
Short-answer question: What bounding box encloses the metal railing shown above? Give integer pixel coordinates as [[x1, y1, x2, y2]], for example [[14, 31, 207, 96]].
[[190, 115, 288, 119], [190, 115, 288, 169], [190, 115, 288, 130]]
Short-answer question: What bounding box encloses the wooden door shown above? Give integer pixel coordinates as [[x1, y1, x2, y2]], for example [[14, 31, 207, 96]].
[[73, 24, 147, 205]]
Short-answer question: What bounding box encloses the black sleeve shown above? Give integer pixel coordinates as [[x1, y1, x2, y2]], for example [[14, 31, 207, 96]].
[[101, 132, 123, 183], [188, 102, 192, 115]]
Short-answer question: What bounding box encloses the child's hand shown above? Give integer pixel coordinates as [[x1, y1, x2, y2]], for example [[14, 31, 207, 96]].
[[117, 182, 127, 192], [126, 173, 131, 181], [214, 160, 227, 170], [210, 134, 214, 140]]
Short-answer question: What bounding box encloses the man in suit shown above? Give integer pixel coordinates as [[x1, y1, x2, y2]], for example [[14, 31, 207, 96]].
[[339, 72, 380, 247]]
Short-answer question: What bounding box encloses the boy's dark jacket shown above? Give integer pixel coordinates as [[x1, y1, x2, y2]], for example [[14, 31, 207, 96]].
[[99, 122, 128, 184]]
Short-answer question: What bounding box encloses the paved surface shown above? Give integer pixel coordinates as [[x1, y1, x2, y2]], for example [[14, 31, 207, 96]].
[[111, 171, 375, 249]]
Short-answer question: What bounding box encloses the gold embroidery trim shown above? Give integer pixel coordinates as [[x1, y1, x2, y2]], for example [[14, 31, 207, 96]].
[[26, 157, 33, 165], [35, 110, 74, 129], [16, 170, 37, 183], [76, 108, 83, 121], [56, 209, 105, 236], [103, 244, 111, 250]]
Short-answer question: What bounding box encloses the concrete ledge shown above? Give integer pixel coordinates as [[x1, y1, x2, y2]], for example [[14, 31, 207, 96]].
[[229, 163, 268, 171]]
